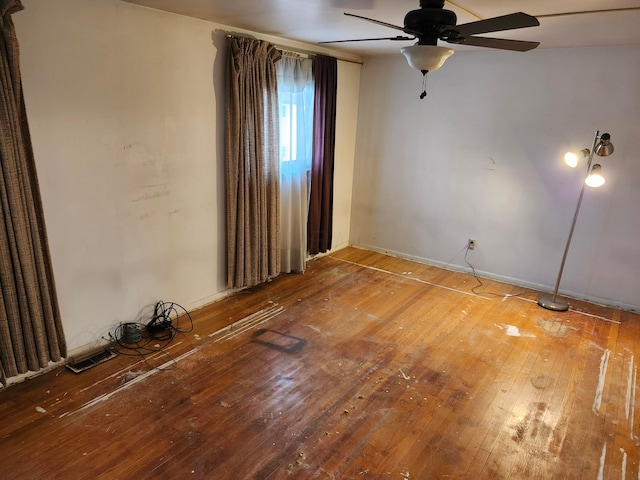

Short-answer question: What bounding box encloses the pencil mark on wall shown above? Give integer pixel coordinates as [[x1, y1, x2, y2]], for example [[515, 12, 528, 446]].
[[483, 157, 497, 171], [131, 184, 169, 203]]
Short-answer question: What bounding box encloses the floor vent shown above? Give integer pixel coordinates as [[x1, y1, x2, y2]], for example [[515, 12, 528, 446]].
[[66, 349, 117, 374]]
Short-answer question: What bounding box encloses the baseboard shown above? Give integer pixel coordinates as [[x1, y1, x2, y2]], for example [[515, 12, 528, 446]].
[[0, 360, 66, 389], [349, 243, 639, 313]]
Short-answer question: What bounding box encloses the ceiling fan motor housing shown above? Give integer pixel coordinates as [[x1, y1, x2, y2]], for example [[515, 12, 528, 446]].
[[419, 0, 445, 8], [404, 8, 457, 45]]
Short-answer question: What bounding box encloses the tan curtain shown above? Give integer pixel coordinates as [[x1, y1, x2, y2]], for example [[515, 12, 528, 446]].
[[0, 0, 66, 385], [225, 37, 281, 288]]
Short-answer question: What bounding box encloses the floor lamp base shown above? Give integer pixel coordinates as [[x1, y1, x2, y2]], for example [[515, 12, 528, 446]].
[[537, 296, 569, 312]]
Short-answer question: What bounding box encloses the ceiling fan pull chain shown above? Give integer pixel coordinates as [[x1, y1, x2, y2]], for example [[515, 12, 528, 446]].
[[420, 71, 428, 99]]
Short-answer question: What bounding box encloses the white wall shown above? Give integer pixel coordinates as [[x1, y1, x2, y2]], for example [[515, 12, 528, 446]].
[[351, 46, 640, 311], [333, 61, 360, 250], [15, 0, 360, 353]]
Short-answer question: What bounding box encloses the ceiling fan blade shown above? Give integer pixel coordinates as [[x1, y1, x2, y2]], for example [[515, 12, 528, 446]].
[[456, 12, 540, 37], [449, 35, 540, 52], [319, 35, 415, 44], [344, 12, 423, 36]]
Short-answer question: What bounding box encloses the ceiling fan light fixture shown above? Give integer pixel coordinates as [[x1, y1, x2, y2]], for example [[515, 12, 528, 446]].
[[400, 45, 454, 73]]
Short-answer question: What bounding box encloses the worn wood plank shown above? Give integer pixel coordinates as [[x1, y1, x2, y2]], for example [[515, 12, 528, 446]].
[[0, 247, 638, 479]]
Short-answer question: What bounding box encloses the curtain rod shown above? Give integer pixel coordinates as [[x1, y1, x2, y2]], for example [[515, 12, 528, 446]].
[[225, 33, 364, 66]]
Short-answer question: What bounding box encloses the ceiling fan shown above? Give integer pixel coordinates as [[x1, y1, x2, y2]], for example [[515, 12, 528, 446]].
[[321, 0, 540, 97]]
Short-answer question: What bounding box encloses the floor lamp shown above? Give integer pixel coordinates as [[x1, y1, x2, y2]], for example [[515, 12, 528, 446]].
[[537, 130, 614, 311]]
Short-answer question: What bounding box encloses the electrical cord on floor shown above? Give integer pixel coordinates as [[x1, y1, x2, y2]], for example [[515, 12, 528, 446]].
[[146, 300, 194, 337], [108, 300, 194, 370], [463, 245, 537, 299]]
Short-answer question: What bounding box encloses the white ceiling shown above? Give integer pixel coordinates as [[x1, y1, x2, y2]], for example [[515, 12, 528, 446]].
[[123, 0, 640, 57]]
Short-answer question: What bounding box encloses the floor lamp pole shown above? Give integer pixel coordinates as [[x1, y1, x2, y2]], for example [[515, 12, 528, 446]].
[[538, 131, 600, 311]]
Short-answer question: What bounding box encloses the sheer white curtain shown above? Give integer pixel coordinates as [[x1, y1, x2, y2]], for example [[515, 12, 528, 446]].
[[277, 54, 314, 273]]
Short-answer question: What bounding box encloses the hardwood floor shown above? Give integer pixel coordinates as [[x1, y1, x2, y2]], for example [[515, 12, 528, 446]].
[[1, 247, 639, 479]]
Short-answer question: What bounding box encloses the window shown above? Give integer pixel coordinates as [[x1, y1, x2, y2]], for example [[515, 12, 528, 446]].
[[277, 57, 314, 166], [276, 54, 314, 273], [279, 103, 297, 162]]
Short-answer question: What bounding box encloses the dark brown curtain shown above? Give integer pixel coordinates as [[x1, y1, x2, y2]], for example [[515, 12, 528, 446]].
[[0, 0, 66, 385], [307, 55, 337, 255], [225, 37, 281, 288]]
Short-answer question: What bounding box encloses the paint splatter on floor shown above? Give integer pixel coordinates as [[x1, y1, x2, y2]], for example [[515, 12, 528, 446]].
[[496, 324, 536, 338]]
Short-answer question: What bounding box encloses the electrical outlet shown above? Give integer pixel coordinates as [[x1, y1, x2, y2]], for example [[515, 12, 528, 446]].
[[468, 238, 476, 250]]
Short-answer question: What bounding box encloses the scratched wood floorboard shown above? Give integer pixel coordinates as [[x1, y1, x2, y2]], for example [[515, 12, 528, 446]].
[[1, 246, 639, 479]]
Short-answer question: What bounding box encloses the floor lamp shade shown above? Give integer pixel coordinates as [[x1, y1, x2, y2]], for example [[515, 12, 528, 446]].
[[537, 131, 614, 311], [585, 164, 605, 187], [595, 133, 614, 156]]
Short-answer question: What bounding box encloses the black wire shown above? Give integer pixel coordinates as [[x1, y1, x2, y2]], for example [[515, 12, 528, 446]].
[[108, 323, 175, 370], [463, 245, 537, 299], [108, 300, 194, 370], [146, 300, 194, 336]]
